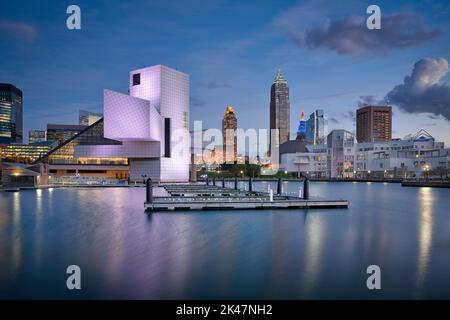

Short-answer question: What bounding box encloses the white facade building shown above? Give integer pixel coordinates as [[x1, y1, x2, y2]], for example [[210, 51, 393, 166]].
[[37, 65, 190, 183], [280, 129, 449, 179]]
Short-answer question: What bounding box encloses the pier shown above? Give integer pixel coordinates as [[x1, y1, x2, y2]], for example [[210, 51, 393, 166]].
[[144, 180, 349, 211]]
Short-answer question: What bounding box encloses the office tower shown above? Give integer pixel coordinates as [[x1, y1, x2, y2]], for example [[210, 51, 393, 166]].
[[222, 106, 237, 163], [79, 110, 103, 126], [0, 83, 23, 144], [296, 111, 306, 141], [327, 129, 355, 178], [46, 124, 87, 145], [29, 130, 46, 144], [269, 71, 290, 154], [356, 105, 392, 143], [306, 109, 326, 145]]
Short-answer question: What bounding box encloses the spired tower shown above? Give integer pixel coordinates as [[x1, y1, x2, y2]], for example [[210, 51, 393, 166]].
[[269, 70, 290, 155], [296, 111, 306, 141], [222, 106, 238, 163]]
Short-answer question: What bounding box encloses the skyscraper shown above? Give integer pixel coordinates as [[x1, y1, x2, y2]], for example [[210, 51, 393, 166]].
[[269, 71, 290, 154], [222, 106, 237, 163], [356, 105, 392, 143], [0, 83, 23, 144], [79, 110, 103, 126], [306, 109, 326, 145]]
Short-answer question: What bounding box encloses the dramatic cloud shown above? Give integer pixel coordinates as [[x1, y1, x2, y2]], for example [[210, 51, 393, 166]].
[[198, 80, 232, 89], [386, 57, 450, 121], [357, 95, 382, 107], [0, 20, 37, 42], [285, 13, 441, 55]]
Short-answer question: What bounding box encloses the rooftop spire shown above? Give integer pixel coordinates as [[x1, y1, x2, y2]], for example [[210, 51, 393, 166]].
[[273, 70, 287, 84]]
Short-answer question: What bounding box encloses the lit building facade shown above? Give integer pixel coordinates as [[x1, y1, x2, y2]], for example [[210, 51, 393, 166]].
[[327, 129, 355, 178], [269, 71, 290, 153], [0, 83, 23, 144], [306, 109, 326, 145], [296, 111, 307, 141], [280, 129, 449, 179], [355, 129, 449, 178], [356, 105, 392, 143], [46, 124, 86, 145], [35, 65, 190, 182], [1, 141, 57, 164], [29, 130, 46, 143], [222, 106, 237, 163]]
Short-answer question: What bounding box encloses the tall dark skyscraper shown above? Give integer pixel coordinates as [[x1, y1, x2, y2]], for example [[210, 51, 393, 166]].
[[0, 83, 23, 144], [222, 105, 237, 163], [356, 105, 392, 143], [269, 71, 290, 154]]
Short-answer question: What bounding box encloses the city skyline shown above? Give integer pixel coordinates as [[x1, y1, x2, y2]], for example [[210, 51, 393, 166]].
[[1, 0, 450, 150]]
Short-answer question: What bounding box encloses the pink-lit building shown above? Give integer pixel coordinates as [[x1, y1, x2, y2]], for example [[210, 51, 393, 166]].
[[35, 65, 190, 182]]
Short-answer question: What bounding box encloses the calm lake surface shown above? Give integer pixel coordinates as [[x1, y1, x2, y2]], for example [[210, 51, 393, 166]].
[[1, 182, 449, 299]]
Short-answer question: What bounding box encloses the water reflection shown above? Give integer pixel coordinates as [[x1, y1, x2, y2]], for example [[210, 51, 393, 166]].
[[1, 183, 449, 299], [416, 187, 433, 297], [302, 214, 325, 295], [12, 192, 22, 275]]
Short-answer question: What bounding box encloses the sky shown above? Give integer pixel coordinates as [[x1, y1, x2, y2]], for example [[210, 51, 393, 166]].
[[1, 0, 450, 150]]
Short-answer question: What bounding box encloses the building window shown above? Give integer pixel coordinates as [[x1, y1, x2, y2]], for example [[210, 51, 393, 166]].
[[164, 118, 171, 158], [132, 73, 140, 86]]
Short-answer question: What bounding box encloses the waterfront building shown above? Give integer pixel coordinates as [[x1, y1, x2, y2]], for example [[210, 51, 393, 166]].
[[327, 129, 355, 178], [306, 109, 326, 145], [269, 71, 290, 154], [46, 124, 86, 145], [0, 83, 23, 144], [1, 141, 57, 164], [35, 65, 190, 182], [280, 141, 328, 178], [280, 128, 449, 179], [28, 130, 46, 143], [79, 110, 103, 126], [356, 105, 392, 143], [355, 129, 449, 179], [222, 106, 237, 163]]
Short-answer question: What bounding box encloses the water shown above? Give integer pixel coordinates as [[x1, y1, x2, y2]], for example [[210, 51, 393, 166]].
[[0, 182, 449, 299]]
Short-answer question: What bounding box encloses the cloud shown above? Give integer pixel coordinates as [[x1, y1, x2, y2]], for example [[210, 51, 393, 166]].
[[343, 110, 355, 122], [198, 80, 232, 89], [190, 96, 205, 108], [329, 117, 340, 124], [357, 95, 382, 107], [301, 90, 357, 101], [0, 20, 37, 42], [283, 13, 441, 55], [386, 57, 450, 121]]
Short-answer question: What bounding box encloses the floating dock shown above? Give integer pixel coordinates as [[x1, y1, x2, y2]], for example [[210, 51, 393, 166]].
[[144, 183, 349, 212]]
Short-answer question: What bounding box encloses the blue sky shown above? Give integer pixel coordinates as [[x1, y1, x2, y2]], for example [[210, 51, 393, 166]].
[[1, 0, 449, 148]]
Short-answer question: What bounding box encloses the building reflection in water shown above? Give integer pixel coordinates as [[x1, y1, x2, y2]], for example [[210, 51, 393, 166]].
[[34, 189, 44, 267], [12, 192, 22, 275], [416, 187, 433, 298], [302, 214, 325, 296]]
